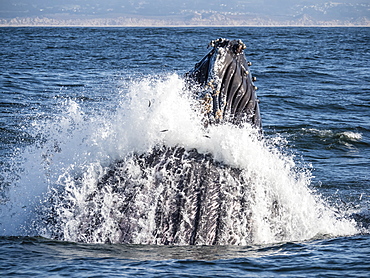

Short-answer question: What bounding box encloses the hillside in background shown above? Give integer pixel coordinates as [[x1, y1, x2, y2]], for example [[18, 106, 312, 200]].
[[1, 0, 369, 26]]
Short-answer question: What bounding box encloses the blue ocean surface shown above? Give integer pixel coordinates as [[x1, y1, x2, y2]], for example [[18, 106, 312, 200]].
[[0, 27, 369, 276]]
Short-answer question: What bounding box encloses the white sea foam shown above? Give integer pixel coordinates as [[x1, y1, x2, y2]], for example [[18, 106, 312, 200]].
[[0, 73, 359, 244], [339, 131, 362, 141], [305, 128, 362, 141]]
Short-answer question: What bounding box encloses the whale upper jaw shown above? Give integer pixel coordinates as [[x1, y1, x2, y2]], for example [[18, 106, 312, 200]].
[[186, 38, 261, 129]]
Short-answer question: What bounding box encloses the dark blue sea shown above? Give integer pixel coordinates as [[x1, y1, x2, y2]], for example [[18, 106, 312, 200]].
[[0, 27, 369, 277]]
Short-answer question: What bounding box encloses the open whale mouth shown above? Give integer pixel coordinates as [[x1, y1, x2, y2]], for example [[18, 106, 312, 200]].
[[186, 38, 261, 128]]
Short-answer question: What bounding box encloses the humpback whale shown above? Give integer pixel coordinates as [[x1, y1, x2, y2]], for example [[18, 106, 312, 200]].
[[45, 39, 263, 245]]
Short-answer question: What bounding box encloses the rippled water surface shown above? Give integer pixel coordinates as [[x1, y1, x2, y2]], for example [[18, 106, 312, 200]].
[[0, 27, 369, 276]]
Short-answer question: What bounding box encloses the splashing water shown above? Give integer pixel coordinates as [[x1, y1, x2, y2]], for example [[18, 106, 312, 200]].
[[0, 74, 359, 244]]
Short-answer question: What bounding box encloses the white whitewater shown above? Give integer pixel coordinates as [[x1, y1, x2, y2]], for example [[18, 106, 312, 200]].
[[0, 74, 359, 244]]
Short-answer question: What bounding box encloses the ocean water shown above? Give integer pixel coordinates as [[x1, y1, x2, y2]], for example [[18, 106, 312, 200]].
[[0, 27, 369, 276]]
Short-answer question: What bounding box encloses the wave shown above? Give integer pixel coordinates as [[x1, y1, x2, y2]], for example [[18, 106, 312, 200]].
[[304, 128, 362, 141], [300, 128, 366, 151], [0, 73, 360, 244]]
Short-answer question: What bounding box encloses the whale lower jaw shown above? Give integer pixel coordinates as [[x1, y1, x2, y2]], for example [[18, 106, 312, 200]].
[[89, 146, 253, 245]]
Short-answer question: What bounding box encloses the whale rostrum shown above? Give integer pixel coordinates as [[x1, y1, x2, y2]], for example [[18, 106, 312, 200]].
[[186, 38, 261, 128]]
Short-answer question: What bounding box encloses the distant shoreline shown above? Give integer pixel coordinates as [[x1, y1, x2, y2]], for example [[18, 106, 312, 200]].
[[1, 15, 368, 28]]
